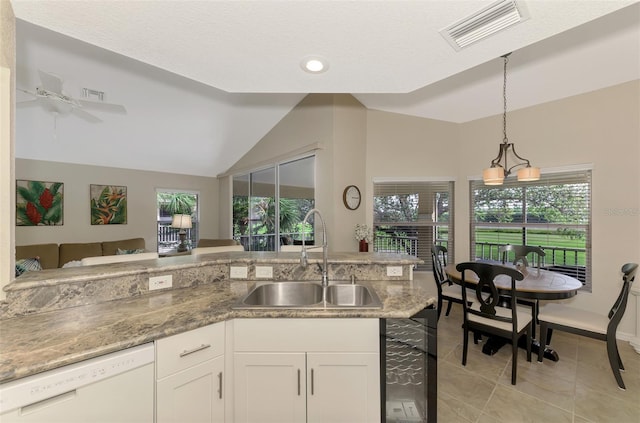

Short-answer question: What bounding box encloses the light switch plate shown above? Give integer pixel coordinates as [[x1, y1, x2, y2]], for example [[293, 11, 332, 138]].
[[255, 266, 273, 278], [230, 266, 248, 279], [149, 274, 173, 291]]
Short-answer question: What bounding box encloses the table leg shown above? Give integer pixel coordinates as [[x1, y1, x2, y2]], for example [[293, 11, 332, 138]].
[[480, 336, 560, 361]]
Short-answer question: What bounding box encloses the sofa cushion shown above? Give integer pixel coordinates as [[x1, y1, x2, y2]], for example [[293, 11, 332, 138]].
[[58, 242, 103, 267], [16, 243, 59, 270], [81, 252, 159, 266], [102, 238, 146, 256], [197, 239, 239, 248]]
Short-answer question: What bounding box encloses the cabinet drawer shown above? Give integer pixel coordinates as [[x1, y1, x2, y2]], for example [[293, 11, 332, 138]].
[[156, 322, 225, 379]]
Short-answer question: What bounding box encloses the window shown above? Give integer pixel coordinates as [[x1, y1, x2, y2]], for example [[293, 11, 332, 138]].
[[233, 156, 315, 251], [373, 180, 454, 271], [470, 170, 591, 290], [156, 190, 199, 253]]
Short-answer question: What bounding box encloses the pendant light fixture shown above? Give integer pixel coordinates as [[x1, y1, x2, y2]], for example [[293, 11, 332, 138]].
[[482, 53, 540, 185]]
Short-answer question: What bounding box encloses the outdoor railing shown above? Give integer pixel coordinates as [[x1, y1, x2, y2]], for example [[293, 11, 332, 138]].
[[372, 234, 419, 256], [474, 241, 586, 283], [157, 222, 198, 252]]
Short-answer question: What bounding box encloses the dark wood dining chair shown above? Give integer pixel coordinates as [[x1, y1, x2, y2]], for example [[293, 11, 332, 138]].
[[456, 261, 532, 385], [431, 244, 465, 321], [499, 244, 545, 338], [537, 262, 638, 390], [499, 244, 545, 269]]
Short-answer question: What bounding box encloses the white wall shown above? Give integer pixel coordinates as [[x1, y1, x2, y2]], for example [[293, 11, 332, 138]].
[[15, 159, 219, 252], [0, 0, 15, 299]]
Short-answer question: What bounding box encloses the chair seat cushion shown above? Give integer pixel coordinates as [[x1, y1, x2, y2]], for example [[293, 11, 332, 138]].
[[469, 303, 532, 332], [538, 303, 608, 335]]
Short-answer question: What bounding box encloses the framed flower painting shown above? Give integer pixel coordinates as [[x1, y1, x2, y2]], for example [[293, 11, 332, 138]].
[[90, 184, 127, 225], [16, 180, 64, 226]]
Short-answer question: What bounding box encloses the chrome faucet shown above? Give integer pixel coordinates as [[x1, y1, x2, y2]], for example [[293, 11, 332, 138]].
[[300, 208, 329, 287]]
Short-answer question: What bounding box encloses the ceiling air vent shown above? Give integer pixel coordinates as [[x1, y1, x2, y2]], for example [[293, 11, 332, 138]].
[[440, 0, 530, 51]]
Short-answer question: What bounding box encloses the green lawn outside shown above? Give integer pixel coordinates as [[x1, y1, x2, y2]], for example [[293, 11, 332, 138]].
[[474, 229, 586, 266]]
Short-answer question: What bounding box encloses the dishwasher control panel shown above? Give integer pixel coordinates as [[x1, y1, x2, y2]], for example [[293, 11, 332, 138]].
[[0, 342, 154, 414]]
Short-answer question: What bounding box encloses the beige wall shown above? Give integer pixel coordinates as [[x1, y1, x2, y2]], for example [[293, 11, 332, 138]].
[[15, 159, 220, 252], [455, 81, 639, 337], [0, 0, 15, 299], [224, 94, 367, 251]]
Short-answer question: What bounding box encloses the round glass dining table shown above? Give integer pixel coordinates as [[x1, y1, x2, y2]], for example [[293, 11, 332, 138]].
[[445, 262, 583, 361]]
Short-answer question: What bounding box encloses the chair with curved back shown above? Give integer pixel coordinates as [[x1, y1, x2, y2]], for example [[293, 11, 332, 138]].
[[499, 244, 545, 269], [499, 244, 546, 338], [537, 263, 638, 390], [457, 261, 532, 385], [431, 244, 466, 321]]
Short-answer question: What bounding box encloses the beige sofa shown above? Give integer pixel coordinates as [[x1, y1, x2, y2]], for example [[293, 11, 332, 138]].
[[16, 238, 146, 269]]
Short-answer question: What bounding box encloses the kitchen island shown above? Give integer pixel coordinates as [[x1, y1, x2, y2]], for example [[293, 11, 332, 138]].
[[0, 251, 432, 383], [0, 251, 436, 423]]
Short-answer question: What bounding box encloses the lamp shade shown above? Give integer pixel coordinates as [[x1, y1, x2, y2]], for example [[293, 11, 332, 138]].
[[517, 166, 541, 182], [171, 214, 192, 229], [483, 167, 505, 185]]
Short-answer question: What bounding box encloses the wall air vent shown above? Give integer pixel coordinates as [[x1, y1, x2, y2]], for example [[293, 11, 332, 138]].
[[440, 0, 530, 51]]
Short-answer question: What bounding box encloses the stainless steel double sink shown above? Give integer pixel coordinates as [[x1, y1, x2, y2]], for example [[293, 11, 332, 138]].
[[232, 281, 382, 309]]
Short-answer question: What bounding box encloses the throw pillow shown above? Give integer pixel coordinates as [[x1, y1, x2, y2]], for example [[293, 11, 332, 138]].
[[15, 257, 43, 277], [116, 248, 145, 255]]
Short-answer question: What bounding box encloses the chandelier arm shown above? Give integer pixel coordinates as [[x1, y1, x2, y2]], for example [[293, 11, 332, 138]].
[[489, 143, 507, 168], [507, 143, 533, 171]]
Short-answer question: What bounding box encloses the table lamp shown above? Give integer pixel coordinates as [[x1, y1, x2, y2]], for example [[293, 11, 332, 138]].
[[171, 214, 192, 252]]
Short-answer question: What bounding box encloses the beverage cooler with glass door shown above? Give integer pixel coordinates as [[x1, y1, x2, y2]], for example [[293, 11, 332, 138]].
[[380, 306, 437, 423]]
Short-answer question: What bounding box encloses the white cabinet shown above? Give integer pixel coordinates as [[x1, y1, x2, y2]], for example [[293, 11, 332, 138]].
[[306, 352, 380, 423], [156, 322, 225, 423], [233, 353, 306, 423], [232, 319, 380, 423]]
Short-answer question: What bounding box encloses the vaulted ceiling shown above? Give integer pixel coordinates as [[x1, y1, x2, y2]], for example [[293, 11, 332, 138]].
[[11, 1, 640, 177]]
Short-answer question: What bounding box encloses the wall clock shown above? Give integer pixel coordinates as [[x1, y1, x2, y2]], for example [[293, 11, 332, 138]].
[[343, 185, 361, 210]]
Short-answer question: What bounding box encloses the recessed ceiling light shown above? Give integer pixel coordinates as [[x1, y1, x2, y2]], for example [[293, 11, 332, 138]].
[[301, 56, 329, 74]]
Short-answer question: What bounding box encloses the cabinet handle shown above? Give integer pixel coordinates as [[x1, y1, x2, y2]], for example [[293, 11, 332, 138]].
[[297, 369, 301, 396], [218, 372, 223, 399], [179, 343, 211, 357], [311, 368, 315, 395]]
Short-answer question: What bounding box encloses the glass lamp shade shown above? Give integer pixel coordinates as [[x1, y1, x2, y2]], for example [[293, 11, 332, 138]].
[[483, 167, 505, 185], [517, 166, 541, 182], [171, 214, 192, 229]]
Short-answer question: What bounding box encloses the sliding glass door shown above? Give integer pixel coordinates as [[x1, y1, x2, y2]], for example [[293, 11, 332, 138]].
[[233, 156, 315, 251]]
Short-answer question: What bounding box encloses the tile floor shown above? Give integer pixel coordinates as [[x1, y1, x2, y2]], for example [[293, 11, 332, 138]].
[[413, 271, 640, 423]]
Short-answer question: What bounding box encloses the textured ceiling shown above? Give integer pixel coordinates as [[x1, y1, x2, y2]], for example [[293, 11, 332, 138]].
[[11, 0, 640, 177]]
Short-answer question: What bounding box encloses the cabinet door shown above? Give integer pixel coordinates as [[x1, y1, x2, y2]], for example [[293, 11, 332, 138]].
[[157, 356, 224, 423], [306, 352, 380, 423], [233, 352, 306, 423]]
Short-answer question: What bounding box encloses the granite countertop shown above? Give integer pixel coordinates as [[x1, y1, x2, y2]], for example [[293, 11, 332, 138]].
[[0, 279, 434, 384]]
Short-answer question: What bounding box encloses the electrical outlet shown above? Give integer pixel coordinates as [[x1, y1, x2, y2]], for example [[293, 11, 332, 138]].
[[230, 266, 248, 279], [386, 266, 403, 277], [255, 266, 273, 278], [149, 274, 173, 291]]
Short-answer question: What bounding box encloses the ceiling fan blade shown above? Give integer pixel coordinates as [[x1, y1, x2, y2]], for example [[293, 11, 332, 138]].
[[72, 107, 102, 123], [38, 70, 64, 93], [78, 99, 127, 114]]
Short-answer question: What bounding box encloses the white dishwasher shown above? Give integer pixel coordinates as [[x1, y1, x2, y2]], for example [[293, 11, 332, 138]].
[[0, 343, 155, 423]]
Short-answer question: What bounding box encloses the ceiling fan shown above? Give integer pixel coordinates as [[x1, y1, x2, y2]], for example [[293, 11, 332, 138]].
[[18, 70, 127, 123]]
